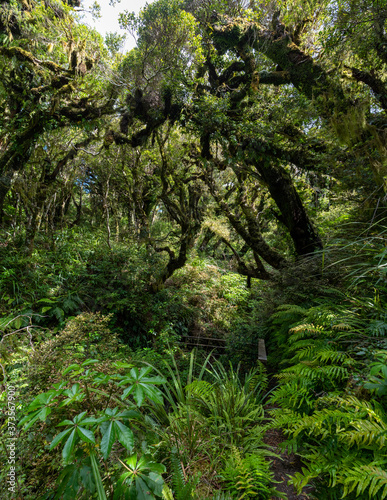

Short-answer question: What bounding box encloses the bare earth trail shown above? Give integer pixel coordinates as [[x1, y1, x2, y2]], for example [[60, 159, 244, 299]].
[[264, 426, 313, 499], [263, 374, 314, 499]]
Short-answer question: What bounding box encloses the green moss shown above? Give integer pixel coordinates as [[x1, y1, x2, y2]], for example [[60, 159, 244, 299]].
[[212, 22, 244, 54]]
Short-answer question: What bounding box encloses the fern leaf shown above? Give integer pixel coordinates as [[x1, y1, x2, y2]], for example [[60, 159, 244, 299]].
[[162, 484, 175, 500], [289, 323, 324, 335], [185, 380, 214, 399], [342, 464, 387, 499]]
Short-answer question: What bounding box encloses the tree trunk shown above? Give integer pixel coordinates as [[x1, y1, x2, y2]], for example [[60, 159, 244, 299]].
[[0, 172, 14, 225], [253, 159, 323, 256]]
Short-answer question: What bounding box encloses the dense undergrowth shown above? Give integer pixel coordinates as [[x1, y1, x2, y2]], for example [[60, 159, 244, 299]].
[[1, 214, 387, 499], [267, 220, 387, 499]]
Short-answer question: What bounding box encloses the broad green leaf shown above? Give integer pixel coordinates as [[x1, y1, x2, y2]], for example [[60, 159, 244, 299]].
[[144, 472, 164, 497], [50, 428, 73, 450], [38, 406, 51, 421], [81, 359, 100, 367], [121, 385, 134, 400], [147, 462, 166, 475], [93, 374, 112, 385], [52, 382, 67, 390], [139, 376, 166, 385], [115, 421, 134, 451], [119, 410, 141, 420], [19, 411, 38, 428], [143, 385, 163, 405], [70, 383, 81, 395], [62, 429, 77, 463], [104, 407, 119, 417], [28, 391, 56, 410], [73, 411, 87, 423], [112, 361, 133, 369], [137, 455, 153, 470], [136, 476, 154, 500], [19, 411, 42, 430], [124, 454, 138, 470], [77, 427, 95, 444], [58, 419, 74, 427], [135, 385, 145, 407], [63, 364, 81, 375], [100, 422, 116, 459], [80, 465, 95, 494], [81, 417, 100, 425]]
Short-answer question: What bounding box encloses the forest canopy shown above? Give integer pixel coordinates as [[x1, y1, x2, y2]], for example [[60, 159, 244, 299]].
[[0, 0, 385, 280]]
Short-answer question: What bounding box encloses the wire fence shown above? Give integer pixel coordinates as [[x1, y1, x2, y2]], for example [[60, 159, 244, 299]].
[[176, 335, 267, 363]]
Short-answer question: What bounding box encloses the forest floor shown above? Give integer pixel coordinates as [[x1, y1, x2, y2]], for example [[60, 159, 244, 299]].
[[264, 426, 314, 499], [264, 374, 314, 499]]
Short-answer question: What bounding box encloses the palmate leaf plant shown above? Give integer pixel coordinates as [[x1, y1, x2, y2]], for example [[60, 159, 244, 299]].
[[114, 453, 166, 500], [18, 359, 167, 499]]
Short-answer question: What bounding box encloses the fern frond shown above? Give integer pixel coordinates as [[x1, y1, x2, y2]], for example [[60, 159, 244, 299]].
[[169, 451, 200, 500], [321, 395, 385, 423], [273, 304, 308, 315], [332, 323, 352, 331], [221, 447, 273, 500], [270, 381, 315, 412], [289, 467, 316, 493], [287, 340, 319, 354], [341, 419, 387, 448], [210, 492, 234, 500], [289, 323, 324, 335], [314, 348, 350, 364], [170, 452, 186, 495], [185, 380, 214, 399], [342, 463, 387, 498], [367, 320, 387, 337], [162, 484, 175, 500], [280, 362, 349, 383]]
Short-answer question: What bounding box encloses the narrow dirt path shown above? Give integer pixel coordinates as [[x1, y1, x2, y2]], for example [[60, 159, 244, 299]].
[[264, 427, 314, 499], [263, 374, 314, 499]]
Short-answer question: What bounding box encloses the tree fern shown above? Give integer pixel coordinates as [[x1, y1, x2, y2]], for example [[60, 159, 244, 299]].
[[288, 323, 325, 338], [289, 450, 362, 495], [367, 319, 387, 337], [271, 304, 309, 320], [269, 272, 387, 498]]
